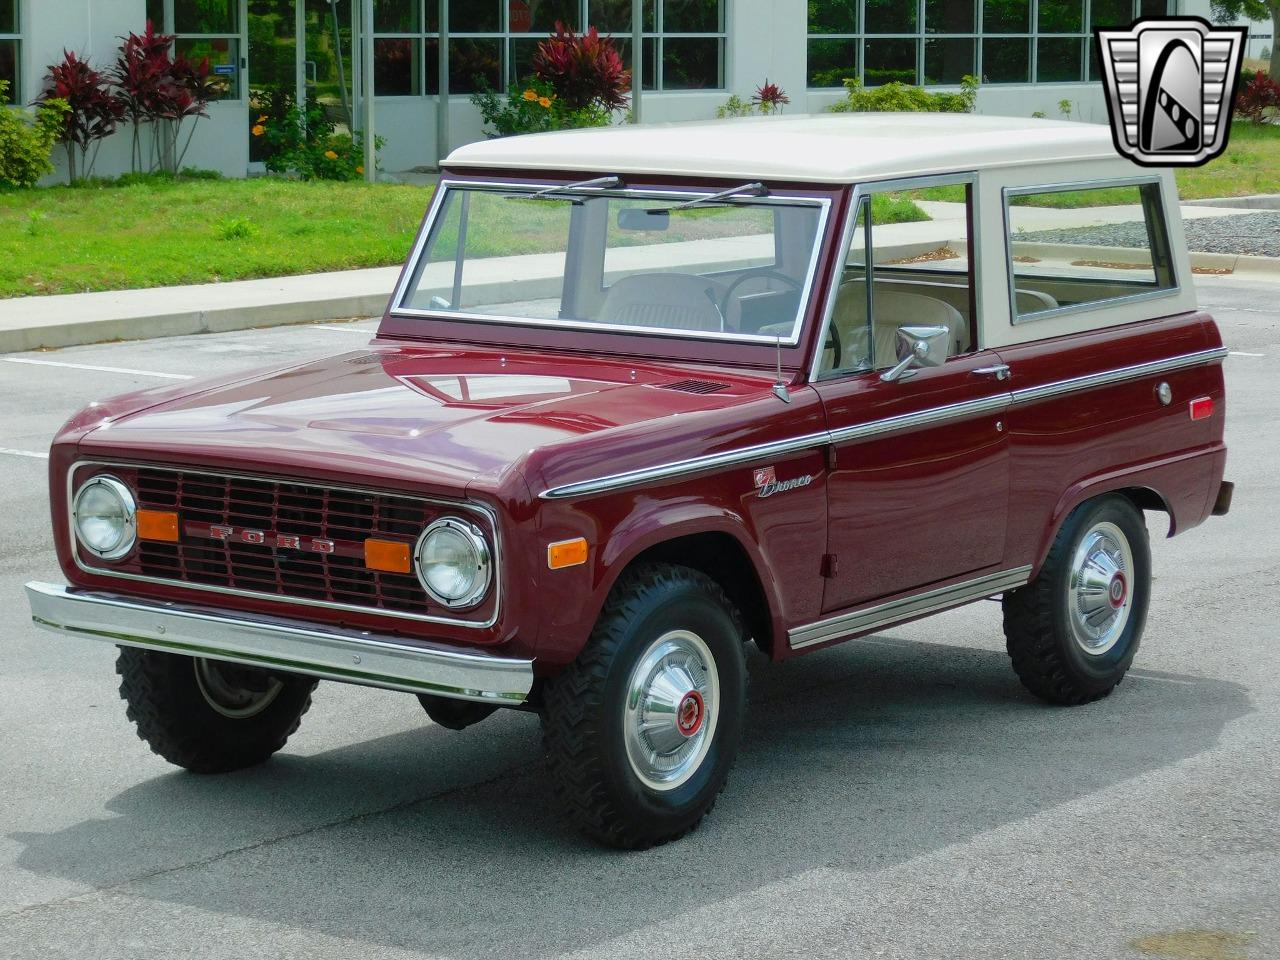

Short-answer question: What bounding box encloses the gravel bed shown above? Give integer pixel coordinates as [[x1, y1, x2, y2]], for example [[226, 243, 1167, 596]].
[[1019, 212, 1280, 257]]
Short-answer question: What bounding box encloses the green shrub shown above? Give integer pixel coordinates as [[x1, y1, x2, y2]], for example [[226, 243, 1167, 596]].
[[716, 94, 755, 119], [473, 77, 612, 137], [0, 81, 70, 188], [827, 75, 979, 114], [255, 102, 381, 181]]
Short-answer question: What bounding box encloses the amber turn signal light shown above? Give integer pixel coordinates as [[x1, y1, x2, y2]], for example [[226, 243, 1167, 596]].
[[136, 509, 179, 543], [364, 538, 412, 574], [547, 537, 589, 570]]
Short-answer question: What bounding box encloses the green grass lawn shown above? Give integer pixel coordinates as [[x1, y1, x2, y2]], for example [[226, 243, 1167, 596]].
[[914, 122, 1280, 207], [0, 175, 927, 299], [0, 177, 432, 298]]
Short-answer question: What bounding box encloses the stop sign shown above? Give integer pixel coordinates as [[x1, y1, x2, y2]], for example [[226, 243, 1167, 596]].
[[509, 0, 532, 32]]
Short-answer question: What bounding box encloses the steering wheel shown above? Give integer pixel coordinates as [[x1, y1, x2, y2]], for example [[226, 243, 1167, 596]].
[[718, 269, 805, 331], [824, 323, 842, 369]]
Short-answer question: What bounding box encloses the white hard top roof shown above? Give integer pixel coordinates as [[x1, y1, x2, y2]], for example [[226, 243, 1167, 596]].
[[444, 112, 1123, 185]]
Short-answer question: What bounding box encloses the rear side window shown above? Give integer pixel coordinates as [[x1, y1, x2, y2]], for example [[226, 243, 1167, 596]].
[[1004, 180, 1177, 323]]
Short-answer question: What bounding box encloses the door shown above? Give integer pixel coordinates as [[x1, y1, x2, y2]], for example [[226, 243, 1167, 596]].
[[247, 0, 301, 164], [813, 181, 1011, 614]]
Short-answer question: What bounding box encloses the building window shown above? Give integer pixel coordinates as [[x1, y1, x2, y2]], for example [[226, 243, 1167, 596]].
[[0, 0, 19, 104], [373, 0, 723, 97], [806, 0, 1173, 89], [148, 1, 241, 100]]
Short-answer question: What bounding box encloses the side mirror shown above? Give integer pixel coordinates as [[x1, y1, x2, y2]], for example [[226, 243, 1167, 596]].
[[880, 325, 950, 383]]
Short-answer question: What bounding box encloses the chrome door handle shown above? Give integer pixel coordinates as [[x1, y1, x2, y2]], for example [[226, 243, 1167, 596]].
[[973, 364, 1011, 381]]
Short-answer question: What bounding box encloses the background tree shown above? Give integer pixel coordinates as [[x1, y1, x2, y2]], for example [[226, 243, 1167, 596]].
[[1212, 1, 1280, 79]]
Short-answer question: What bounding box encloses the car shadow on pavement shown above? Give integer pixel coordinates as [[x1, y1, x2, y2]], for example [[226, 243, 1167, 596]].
[[8, 634, 1251, 959]]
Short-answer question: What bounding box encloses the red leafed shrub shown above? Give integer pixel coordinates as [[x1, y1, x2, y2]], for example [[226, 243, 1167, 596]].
[[111, 21, 223, 173], [532, 22, 630, 112], [1234, 70, 1280, 123], [39, 49, 123, 182], [751, 79, 791, 114]]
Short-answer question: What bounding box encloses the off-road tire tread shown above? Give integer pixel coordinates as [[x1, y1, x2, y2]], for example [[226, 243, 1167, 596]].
[[541, 563, 745, 850], [1002, 495, 1145, 706], [116, 647, 315, 773]]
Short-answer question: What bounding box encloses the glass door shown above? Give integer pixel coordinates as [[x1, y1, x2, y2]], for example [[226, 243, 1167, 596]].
[[247, 0, 301, 164], [304, 0, 355, 136]]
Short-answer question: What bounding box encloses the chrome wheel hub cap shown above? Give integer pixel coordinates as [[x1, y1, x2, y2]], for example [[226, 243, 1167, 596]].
[[623, 630, 719, 792], [194, 659, 284, 719], [1067, 521, 1135, 656]]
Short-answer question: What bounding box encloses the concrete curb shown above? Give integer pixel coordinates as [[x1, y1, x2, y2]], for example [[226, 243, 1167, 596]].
[[0, 294, 389, 354]]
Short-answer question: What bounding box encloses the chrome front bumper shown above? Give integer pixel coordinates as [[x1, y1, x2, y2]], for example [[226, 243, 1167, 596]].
[[24, 582, 534, 704]]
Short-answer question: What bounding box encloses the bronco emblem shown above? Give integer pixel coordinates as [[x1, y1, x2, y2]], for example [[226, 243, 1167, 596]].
[[754, 466, 814, 499]]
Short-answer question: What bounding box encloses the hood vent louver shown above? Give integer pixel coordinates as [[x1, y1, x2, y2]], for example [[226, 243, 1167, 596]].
[[658, 378, 729, 395]]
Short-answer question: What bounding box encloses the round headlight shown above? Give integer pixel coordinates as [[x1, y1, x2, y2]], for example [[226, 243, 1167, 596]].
[[73, 475, 137, 560], [414, 517, 492, 609]]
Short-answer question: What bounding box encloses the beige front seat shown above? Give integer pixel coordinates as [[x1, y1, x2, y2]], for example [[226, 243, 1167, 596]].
[[598, 273, 728, 332], [824, 282, 964, 373]]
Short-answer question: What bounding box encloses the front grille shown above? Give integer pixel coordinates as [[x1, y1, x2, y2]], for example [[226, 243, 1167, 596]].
[[133, 469, 435, 615]]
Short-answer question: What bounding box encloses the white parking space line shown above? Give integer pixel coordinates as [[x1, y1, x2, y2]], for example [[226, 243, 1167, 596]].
[[3, 357, 193, 379], [1228, 351, 1266, 358], [0, 447, 49, 460], [314, 324, 377, 333]]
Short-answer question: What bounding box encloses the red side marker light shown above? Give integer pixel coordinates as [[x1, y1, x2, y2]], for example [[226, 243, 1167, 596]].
[[1189, 396, 1214, 421]]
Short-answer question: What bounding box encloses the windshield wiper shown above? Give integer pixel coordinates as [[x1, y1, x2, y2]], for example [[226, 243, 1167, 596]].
[[505, 175, 623, 204], [665, 181, 768, 211]]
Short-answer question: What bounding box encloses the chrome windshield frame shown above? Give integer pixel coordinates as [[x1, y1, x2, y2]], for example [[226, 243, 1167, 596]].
[[388, 179, 832, 348]]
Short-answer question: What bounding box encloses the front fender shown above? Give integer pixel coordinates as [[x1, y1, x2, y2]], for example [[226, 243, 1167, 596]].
[[530, 492, 795, 670]]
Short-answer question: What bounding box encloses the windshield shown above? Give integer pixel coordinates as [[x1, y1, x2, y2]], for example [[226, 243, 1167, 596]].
[[393, 183, 829, 345]]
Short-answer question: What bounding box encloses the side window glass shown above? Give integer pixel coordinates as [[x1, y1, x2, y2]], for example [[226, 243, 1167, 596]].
[[819, 183, 976, 377], [1006, 181, 1176, 321]]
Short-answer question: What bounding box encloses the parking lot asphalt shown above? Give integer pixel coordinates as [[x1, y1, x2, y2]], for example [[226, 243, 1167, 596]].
[[0, 286, 1276, 960]]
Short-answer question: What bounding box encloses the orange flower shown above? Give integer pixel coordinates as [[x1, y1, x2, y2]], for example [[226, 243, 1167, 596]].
[[251, 124, 265, 136], [324, 149, 338, 160], [538, 96, 552, 108], [356, 166, 365, 174], [522, 88, 538, 101]]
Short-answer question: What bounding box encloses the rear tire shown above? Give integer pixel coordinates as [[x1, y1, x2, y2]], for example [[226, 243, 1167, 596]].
[[1003, 495, 1151, 705], [117, 648, 316, 773], [541, 563, 748, 849]]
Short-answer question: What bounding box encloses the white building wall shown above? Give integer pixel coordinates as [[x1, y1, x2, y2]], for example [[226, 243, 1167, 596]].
[[16, 0, 1180, 181]]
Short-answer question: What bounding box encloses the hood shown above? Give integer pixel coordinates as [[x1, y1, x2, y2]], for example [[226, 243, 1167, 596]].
[[75, 345, 778, 497]]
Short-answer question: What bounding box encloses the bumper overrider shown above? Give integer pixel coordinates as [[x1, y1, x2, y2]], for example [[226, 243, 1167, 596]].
[[24, 582, 534, 704]]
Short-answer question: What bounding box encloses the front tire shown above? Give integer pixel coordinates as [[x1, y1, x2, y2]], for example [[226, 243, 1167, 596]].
[[117, 648, 316, 773], [1003, 495, 1151, 705], [541, 563, 748, 849]]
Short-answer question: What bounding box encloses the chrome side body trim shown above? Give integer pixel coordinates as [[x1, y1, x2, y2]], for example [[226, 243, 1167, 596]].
[[68, 460, 502, 629], [788, 566, 1034, 650], [540, 347, 1225, 499], [1009, 347, 1228, 405], [826, 393, 1010, 446], [24, 581, 533, 704], [541, 430, 832, 500], [390, 179, 831, 348]]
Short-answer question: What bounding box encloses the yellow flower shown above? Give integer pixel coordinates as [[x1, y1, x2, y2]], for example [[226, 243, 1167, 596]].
[[356, 166, 365, 174], [522, 88, 538, 101], [257, 114, 267, 123], [324, 149, 338, 160], [251, 124, 265, 136], [538, 96, 552, 108]]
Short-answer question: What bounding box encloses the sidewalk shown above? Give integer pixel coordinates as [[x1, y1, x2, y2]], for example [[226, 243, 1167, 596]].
[[2, 198, 1276, 354], [0, 267, 402, 353]]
